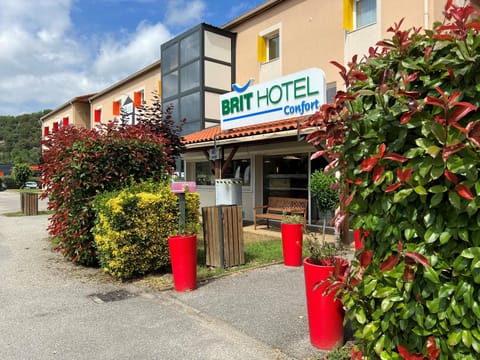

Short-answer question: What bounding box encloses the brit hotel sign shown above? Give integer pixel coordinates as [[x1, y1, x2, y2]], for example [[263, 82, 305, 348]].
[[220, 68, 325, 130]]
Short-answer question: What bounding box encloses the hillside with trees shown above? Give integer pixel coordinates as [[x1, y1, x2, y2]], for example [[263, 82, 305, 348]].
[[0, 110, 48, 164]]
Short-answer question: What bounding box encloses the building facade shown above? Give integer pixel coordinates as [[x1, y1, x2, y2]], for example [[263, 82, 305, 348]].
[[176, 0, 447, 225], [89, 60, 161, 127], [41, 0, 452, 226], [41, 60, 161, 139], [41, 94, 94, 138]]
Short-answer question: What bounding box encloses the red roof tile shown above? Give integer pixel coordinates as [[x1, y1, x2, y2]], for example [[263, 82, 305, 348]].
[[182, 116, 306, 145]]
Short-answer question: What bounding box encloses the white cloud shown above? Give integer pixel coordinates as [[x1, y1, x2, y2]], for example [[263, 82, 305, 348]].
[[164, 0, 207, 28], [0, 0, 88, 114], [92, 21, 171, 82], [0, 0, 216, 115]]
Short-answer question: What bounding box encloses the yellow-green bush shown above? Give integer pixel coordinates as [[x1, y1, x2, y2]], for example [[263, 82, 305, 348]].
[[93, 180, 200, 280]]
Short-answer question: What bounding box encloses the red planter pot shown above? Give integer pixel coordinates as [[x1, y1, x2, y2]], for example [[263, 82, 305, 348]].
[[281, 223, 303, 266], [168, 234, 197, 292], [303, 257, 346, 350]]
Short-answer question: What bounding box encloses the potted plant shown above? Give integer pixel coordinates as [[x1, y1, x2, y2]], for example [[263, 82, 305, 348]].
[[168, 183, 200, 292], [303, 232, 348, 351], [310, 169, 339, 243], [303, 2, 479, 358], [281, 214, 305, 266]]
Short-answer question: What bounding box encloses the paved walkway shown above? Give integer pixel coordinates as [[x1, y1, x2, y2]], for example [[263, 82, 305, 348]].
[[0, 190, 332, 360]]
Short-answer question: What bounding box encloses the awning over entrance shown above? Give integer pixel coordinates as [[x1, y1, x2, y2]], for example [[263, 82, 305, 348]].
[[181, 115, 316, 180], [182, 116, 309, 149]]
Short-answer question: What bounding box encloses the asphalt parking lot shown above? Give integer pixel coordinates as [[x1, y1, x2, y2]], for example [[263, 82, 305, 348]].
[[0, 190, 324, 360]]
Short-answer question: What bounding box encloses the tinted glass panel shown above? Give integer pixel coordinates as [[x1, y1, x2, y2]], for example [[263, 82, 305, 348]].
[[180, 92, 200, 123], [162, 43, 178, 72], [163, 71, 178, 99], [183, 120, 202, 135], [164, 99, 179, 124], [180, 31, 200, 65], [180, 61, 200, 92]]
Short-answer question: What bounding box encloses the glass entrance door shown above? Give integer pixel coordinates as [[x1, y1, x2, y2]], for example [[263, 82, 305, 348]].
[[263, 154, 308, 201]]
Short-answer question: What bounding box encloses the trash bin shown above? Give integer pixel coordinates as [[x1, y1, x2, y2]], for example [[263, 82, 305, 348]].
[[215, 179, 242, 206], [21, 192, 38, 216], [202, 205, 244, 268]]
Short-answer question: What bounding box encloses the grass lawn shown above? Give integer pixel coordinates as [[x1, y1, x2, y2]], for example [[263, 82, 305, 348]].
[[3, 210, 53, 217]]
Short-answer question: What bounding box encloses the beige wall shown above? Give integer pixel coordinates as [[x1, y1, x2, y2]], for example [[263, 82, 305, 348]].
[[89, 64, 160, 126], [228, 0, 344, 91], [381, 0, 446, 35], [346, 0, 449, 66], [191, 0, 454, 221], [73, 102, 90, 128]]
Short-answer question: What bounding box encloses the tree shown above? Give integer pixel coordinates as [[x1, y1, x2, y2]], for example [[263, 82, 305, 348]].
[[0, 111, 45, 164], [41, 99, 184, 265], [12, 163, 33, 187], [310, 170, 338, 242]]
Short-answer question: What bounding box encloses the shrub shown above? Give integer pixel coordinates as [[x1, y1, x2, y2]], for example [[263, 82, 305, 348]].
[[310, 170, 339, 241], [304, 2, 480, 359], [93, 181, 200, 280], [41, 103, 183, 266], [310, 170, 339, 212], [12, 163, 33, 187]]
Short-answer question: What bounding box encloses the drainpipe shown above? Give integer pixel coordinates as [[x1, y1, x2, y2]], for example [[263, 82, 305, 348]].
[[214, 133, 221, 179], [424, 0, 429, 29]]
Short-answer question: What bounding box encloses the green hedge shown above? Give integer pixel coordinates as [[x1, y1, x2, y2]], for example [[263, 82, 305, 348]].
[[93, 181, 200, 280]]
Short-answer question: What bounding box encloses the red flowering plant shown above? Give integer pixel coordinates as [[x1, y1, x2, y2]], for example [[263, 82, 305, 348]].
[[41, 97, 184, 265], [303, 1, 480, 359]]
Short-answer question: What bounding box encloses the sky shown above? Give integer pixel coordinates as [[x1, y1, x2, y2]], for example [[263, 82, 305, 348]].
[[0, 0, 265, 116]]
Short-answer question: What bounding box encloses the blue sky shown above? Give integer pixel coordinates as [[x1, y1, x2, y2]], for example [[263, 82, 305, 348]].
[[0, 0, 265, 116]]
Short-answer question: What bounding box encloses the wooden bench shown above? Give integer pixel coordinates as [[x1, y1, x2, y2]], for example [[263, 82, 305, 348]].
[[253, 196, 308, 230]]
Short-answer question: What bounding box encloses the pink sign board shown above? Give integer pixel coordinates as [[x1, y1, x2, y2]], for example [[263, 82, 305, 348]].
[[171, 181, 197, 193]]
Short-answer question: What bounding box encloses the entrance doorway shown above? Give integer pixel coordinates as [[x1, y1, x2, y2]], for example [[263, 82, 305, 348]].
[[263, 154, 308, 201], [262, 153, 330, 225]]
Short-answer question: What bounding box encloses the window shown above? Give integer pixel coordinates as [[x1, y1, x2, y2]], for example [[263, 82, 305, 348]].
[[267, 34, 280, 61], [43, 126, 49, 136], [62, 117, 69, 126], [343, 0, 376, 30], [327, 83, 337, 103], [258, 31, 280, 63], [195, 162, 215, 185], [195, 159, 251, 186], [53, 122, 59, 132], [355, 0, 376, 28]]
